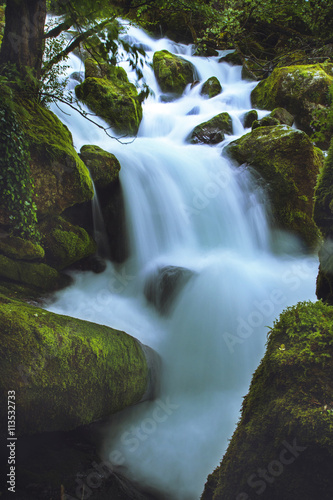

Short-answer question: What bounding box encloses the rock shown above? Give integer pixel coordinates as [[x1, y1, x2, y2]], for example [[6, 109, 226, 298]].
[[201, 76, 222, 98], [219, 51, 242, 66], [75, 67, 143, 136], [226, 125, 323, 248], [252, 108, 294, 130], [144, 265, 193, 314], [314, 138, 333, 303], [38, 216, 97, 271], [0, 254, 69, 291], [251, 63, 333, 148], [0, 295, 156, 436], [202, 301, 333, 500], [252, 116, 280, 130], [80, 144, 121, 189], [102, 187, 129, 263], [243, 109, 258, 129], [0, 236, 44, 261], [19, 99, 94, 218], [152, 50, 194, 95], [189, 112, 233, 145]]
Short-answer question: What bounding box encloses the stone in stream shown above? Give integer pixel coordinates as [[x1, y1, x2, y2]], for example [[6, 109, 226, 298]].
[[189, 112, 233, 145], [144, 265, 194, 315]]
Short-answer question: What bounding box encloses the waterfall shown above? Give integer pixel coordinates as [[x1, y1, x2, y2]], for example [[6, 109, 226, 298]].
[[47, 21, 318, 499]]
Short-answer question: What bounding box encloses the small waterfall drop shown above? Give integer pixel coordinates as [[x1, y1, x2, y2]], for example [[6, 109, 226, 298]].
[[47, 21, 318, 499]]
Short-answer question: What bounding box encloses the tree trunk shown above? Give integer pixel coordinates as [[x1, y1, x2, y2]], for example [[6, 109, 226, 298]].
[[0, 0, 47, 79]]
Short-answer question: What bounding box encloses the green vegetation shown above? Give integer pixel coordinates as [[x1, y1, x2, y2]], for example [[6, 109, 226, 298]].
[[202, 300, 333, 500]]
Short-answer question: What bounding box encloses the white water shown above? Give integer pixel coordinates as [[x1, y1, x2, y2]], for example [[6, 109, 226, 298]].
[[47, 22, 318, 499]]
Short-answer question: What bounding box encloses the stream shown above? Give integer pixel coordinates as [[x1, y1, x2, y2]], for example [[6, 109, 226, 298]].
[[47, 21, 318, 499]]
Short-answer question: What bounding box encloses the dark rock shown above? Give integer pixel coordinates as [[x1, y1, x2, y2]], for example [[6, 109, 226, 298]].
[[200, 76, 222, 98], [189, 112, 233, 145], [243, 109, 258, 129]]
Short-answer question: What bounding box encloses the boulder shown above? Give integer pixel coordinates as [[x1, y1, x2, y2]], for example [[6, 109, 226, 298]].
[[202, 300, 333, 500], [144, 265, 193, 314], [314, 138, 333, 303], [251, 63, 333, 147], [201, 76, 222, 98], [226, 125, 323, 248], [0, 295, 156, 436], [219, 51, 242, 66], [75, 66, 143, 136], [79, 144, 121, 189], [243, 109, 258, 129], [153, 50, 194, 95], [189, 112, 233, 145], [252, 108, 294, 130], [0, 235, 44, 261], [38, 216, 97, 271]]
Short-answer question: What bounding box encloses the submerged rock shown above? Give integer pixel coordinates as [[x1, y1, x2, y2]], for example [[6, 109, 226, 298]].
[[202, 300, 333, 500], [200, 76, 222, 98], [153, 50, 194, 95], [189, 112, 233, 145], [144, 265, 193, 314], [75, 66, 143, 136], [251, 63, 333, 147], [0, 295, 156, 436], [226, 125, 323, 249]]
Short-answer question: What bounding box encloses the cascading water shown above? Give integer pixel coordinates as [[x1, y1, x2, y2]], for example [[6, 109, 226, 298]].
[[47, 21, 318, 499]]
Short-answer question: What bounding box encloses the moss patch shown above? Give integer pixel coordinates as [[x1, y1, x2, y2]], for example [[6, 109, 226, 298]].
[[0, 295, 150, 436], [0, 235, 44, 261], [202, 300, 333, 500], [226, 125, 323, 249], [38, 216, 97, 270], [153, 50, 194, 95]]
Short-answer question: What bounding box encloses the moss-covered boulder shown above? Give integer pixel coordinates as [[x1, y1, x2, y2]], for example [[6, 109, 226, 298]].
[[226, 125, 323, 248], [0, 235, 44, 261], [201, 77, 222, 98], [219, 51, 242, 66], [189, 112, 233, 145], [38, 216, 97, 270], [313, 138, 333, 303], [153, 50, 194, 95], [0, 295, 155, 436], [243, 110, 258, 129], [0, 254, 68, 291], [251, 63, 333, 147], [75, 67, 143, 136], [79, 144, 121, 189], [252, 115, 280, 130], [202, 300, 333, 500], [15, 99, 94, 218]]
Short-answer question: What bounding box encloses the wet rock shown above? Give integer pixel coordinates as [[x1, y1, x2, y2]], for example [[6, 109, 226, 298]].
[[153, 50, 195, 96], [189, 112, 233, 145], [200, 76, 222, 98]]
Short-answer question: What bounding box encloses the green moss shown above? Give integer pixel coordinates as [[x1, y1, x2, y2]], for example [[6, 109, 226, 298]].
[[201, 77, 222, 98], [75, 70, 143, 136], [153, 50, 194, 95], [202, 301, 333, 500], [190, 112, 233, 145], [226, 125, 323, 248], [0, 254, 67, 290], [0, 295, 150, 435], [39, 216, 97, 270], [80, 144, 121, 188], [0, 235, 45, 261], [251, 64, 333, 147]]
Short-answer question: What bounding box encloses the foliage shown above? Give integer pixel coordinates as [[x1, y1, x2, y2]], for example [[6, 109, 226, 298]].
[[0, 90, 39, 241]]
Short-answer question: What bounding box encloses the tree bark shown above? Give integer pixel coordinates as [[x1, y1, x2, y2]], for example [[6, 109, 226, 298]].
[[0, 0, 47, 79]]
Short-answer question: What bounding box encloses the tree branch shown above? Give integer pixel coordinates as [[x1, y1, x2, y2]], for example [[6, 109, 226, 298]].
[[44, 19, 73, 39]]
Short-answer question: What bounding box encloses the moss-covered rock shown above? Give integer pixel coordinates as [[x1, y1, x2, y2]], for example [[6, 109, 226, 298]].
[[270, 107, 295, 126], [252, 116, 280, 130], [79, 144, 121, 189], [152, 50, 194, 95], [226, 125, 323, 248], [75, 67, 143, 136], [0, 255, 68, 291], [202, 300, 333, 500], [313, 138, 333, 303], [219, 51, 242, 66], [0, 295, 154, 436], [189, 112, 233, 145], [0, 236, 44, 261], [201, 77, 222, 98], [38, 216, 97, 270], [251, 63, 333, 147], [14, 99, 94, 218], [243, 110, 258, 129]]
